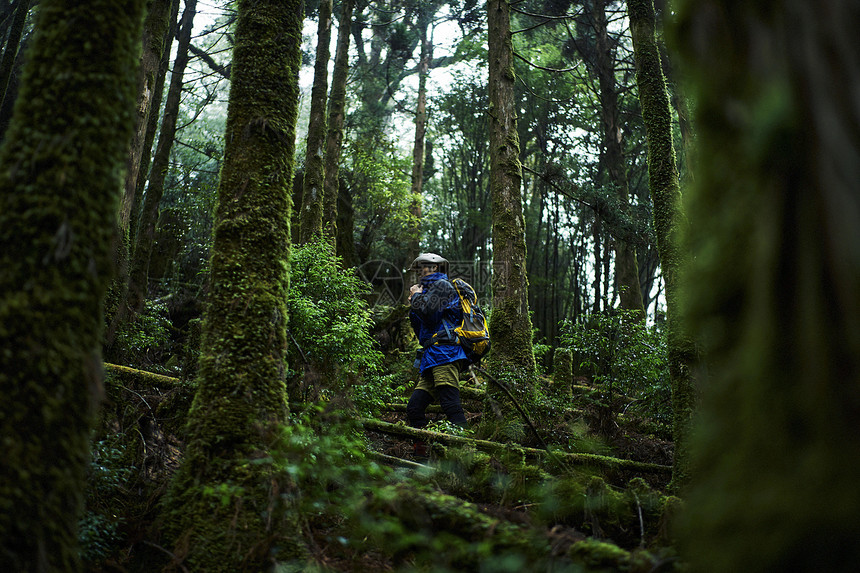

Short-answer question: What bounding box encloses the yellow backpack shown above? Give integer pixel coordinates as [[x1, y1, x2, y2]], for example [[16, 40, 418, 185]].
[[450, 278, 491, 363]]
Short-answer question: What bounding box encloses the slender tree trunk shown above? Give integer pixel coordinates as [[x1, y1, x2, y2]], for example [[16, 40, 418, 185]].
[[125, 0, 196, 316], [627, 0, 695, 489], [119, 0, 175, 233], [592, 216, 602, 313], [129, 0, 178, 250], [487, 0, 535, 372], [103, 0, 177, 358], [0, 0, 29, 112], [657, 39, 694, 180], [592, 0, 645, 316], [407, 6, 431, 260], [163, 0, 305, 568], [322, 0, 354, 247], [0, 0, 145, 569], [299, 0, 332, 244], [673, 0, 860, 569]]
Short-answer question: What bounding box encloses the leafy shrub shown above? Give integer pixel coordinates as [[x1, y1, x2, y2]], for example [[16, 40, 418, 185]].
[[287, 241, 384, 406], [113, 299, 175, 372], [79, 439, 134, 564], [560, 310, 671, 426]]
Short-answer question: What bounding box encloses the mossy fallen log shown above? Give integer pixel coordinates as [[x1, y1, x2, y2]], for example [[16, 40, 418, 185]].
[[458, 384, 594, 402], [103, 362, 182, 388], [366, 451, 434, 472], [361, 481, 551, 569], [359, 418, 671, 475]]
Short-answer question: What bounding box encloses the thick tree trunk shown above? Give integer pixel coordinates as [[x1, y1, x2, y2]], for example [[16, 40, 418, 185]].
[[162, 0, 305, 568], [672, 0, 860, 570], [486, 0, 535, 372], [627, 0, 695, 490], [299, 0, 332, 244], [0, 0, 145, 569], [321, 0, 354, 247]]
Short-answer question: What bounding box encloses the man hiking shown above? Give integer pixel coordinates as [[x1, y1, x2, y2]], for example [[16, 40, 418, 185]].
[[406, 252, 469, 432]]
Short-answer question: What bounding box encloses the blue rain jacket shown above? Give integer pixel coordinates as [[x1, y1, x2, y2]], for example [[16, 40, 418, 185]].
[[410, 272, 467, 375]]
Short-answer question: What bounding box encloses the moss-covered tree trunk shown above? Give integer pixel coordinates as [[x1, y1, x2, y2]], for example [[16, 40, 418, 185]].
[[104, 0, 177, 356], [407, 5, 431, 261], [128, 0, 178, 250], [123, 0, 195, 317], [592, 0, 645, 316], [486, 0, 536, 373], [119, 0, 175, 233], [162, 0, 304, 569], [321, 0, 354, 247], [0, 0, 145, 569], [671, 0, 860, 569], [299, 0, 331, 244], [627, 0, 695, 490]]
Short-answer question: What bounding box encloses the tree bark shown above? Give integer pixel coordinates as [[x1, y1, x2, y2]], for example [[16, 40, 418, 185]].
[[0, 0, 146, 568], [672, 0, 860, 569], [321, 0, 354, 247], [119, 0, 176, 233], [128, 0, 178, 250], [486, 0, 536, 372], [627, 0, 695, 491], [125, 0, 196, 316], [299, 0, 332, 244], [407, 5, 431, 260], [162, 0, 305, 568]]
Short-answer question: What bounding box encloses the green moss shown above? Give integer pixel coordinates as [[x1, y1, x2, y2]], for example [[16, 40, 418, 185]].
[[552, 347, 573, 392], [161, 0, 306, 569]]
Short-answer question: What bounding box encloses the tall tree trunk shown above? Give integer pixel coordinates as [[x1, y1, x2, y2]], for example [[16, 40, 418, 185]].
[[125, 0, 196, 316], [487, 0, 535, 372], [0, 0, 29, 112], [673, 0, 860, 569], [0, 0, 145, 569], [299, 0, 332, 244], [129, 0, 178, 250], [162, 0, 305, 568], [627, 0, 695, 489], [103, 0, 177, 358], [592, 0, 645, 316], [119, 0, 176, 233], [336, 182, 356, 267], [407, 5, 431, 260], [322, 0, 354, 247], [592, 215, 602, 313]]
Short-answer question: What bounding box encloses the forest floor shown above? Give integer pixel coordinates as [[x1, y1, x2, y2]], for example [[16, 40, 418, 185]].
[[94, 364, 678, 572]]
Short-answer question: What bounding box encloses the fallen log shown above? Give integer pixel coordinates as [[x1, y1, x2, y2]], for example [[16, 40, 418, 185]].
[[367, 451, 434, 472], [104, 363, 182, 388], [359, 418, 671, 475]]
